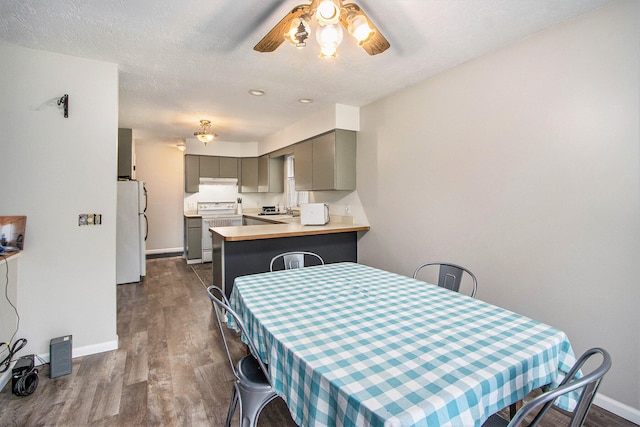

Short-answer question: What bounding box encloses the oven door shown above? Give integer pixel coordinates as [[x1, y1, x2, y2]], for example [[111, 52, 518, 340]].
[[202, 216, 242, 263]]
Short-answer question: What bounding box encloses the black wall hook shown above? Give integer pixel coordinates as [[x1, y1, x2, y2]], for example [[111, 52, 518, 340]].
[[57, 94, 69, 118]]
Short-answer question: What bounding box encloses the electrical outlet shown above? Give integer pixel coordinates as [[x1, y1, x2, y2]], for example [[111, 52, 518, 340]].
[[79, 213, 102, 226]]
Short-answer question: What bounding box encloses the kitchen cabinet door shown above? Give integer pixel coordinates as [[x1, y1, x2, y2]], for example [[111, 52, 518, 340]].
[[240, 157, 259, 193], [258, 155, 269, 192], [186, 218, 202, 260], [312, 130, 356, 191], [199, 156, 220, 178], [258, 155, 284, 193], [219, 157, 239, 178], [294, 140, 313, 191], [184, 154, 200, 193]]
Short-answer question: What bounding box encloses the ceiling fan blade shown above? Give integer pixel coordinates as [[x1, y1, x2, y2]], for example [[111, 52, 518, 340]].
[[254, 4, 310, 53], [340, 3, 390, 56]]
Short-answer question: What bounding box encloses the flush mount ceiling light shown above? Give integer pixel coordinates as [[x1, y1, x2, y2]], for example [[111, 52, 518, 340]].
[[255, 0, 389, 59], [193, 120, 218, 146], [249, 89, 265, 96], [298, 98, 313, 104], [176, 142, 186, 152]]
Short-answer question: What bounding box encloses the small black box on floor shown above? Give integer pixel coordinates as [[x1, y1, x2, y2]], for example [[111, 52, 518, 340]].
[[50, 335, 72, 378]]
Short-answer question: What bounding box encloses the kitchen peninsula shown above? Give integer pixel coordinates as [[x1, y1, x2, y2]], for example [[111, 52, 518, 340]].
[[211, 214, 369, 298]]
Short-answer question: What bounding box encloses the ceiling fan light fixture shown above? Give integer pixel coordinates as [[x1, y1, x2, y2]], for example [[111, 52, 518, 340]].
[[194, 119, 218, 146], [315, 0, 341, 26], [316, 23, 343, 58], [347, 12, 374, 45]]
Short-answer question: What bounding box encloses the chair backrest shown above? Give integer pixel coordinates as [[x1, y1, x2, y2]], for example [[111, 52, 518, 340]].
[[269, 251, 324, 272], [413, 262, 478, 298], [206, 285, 271, 386], [508, 347, 612, 427]]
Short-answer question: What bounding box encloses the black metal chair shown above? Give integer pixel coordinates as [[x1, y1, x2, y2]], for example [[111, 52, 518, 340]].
[[206, 286, 277, 427], [269, 251, 324, 272], [413, 262, 478, 298], [482, 347, 612, 427]]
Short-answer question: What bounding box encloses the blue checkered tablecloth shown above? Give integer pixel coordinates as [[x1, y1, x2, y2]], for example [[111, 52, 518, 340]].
[[229, 262, 577, 427]]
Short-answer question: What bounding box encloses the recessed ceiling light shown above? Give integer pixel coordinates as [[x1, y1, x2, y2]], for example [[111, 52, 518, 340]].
[[298, 98, 313, 104], [249, 89, 265, 96]]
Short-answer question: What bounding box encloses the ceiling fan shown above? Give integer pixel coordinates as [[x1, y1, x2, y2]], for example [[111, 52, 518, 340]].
[[254, 0, 390, 58]]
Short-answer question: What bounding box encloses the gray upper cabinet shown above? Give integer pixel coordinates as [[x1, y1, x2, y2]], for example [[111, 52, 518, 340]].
[[261, 155, 284, 193], [294, 140, 313, 191], [295, 129, 356, 191], [117, 128, 133, 179], [185, 155, 240, 192], [199, 156, 220, 178], [241, 155, 284, 193], [184, 154, 200, 193], [219, 157, 240, 178], [240, 157, 259, 193]]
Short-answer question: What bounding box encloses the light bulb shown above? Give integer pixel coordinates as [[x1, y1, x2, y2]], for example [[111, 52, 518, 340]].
[[347, 13, 373, 44], [316, 23, 343, 58], [316, 0, 341, 26]]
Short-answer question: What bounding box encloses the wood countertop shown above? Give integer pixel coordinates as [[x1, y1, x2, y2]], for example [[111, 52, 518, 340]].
[[210, 220, 369, 242]]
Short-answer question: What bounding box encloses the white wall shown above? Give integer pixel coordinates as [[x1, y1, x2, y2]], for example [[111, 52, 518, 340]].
[[357, 0, 639, 418], [0, 41, 119, 358], [135, 141, 185, 253]]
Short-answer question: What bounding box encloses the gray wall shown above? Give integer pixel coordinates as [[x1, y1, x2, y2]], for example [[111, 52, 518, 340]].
[[357, 0, 639, 414]]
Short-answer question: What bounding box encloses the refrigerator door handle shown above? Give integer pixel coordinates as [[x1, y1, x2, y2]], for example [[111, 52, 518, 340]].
[[143, 185, 148, 213], [142, 213, 148, 241]]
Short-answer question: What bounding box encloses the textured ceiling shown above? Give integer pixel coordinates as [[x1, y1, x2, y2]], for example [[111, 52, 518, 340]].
[[0, 0, 611, 144]]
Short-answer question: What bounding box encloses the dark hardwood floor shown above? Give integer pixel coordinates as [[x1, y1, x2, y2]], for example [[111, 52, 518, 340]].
[[0, 257, 635, 426]]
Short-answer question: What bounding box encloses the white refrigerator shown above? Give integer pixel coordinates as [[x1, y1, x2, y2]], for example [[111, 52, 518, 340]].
[[116, 180, 147, 284]]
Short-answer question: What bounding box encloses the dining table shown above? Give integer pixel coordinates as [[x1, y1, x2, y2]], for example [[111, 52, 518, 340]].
[[228, 262, 578, 427]]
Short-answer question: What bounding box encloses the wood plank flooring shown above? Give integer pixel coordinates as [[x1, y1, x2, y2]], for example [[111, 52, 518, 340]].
[[0, 257, 635, 426]]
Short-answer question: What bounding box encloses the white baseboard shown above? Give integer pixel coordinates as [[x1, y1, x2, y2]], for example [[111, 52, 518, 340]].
[[146, 247, 183, 255], [0, 338, 119, 392], [594, 393, 640, 425]]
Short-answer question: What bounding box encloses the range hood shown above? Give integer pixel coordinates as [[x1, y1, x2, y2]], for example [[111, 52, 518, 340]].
[[199, 177, 238, 186]]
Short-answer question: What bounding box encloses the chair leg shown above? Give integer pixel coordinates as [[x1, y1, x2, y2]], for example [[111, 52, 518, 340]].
[[225, 385, 238, 427]]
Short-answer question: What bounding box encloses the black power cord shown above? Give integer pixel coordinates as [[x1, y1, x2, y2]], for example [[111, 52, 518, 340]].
[[12, 355, 38, 396], [1, 252, 26, 373], [0, 338, 27, 373]]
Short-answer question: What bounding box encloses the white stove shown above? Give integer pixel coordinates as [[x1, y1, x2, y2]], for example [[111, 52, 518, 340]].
[[197, 202, 242, 262]]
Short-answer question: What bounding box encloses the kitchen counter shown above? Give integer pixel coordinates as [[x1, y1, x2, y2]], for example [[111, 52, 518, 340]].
[[210, 213, 369, 298], [212, 214, 368, 241]]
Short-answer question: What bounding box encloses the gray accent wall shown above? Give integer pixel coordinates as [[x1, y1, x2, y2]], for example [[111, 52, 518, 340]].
[[357, 0, 639, 415]]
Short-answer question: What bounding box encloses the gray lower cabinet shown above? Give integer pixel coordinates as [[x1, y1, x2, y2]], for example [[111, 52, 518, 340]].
[[185, 217, 202, 261], [295, 129, 356, 191]]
